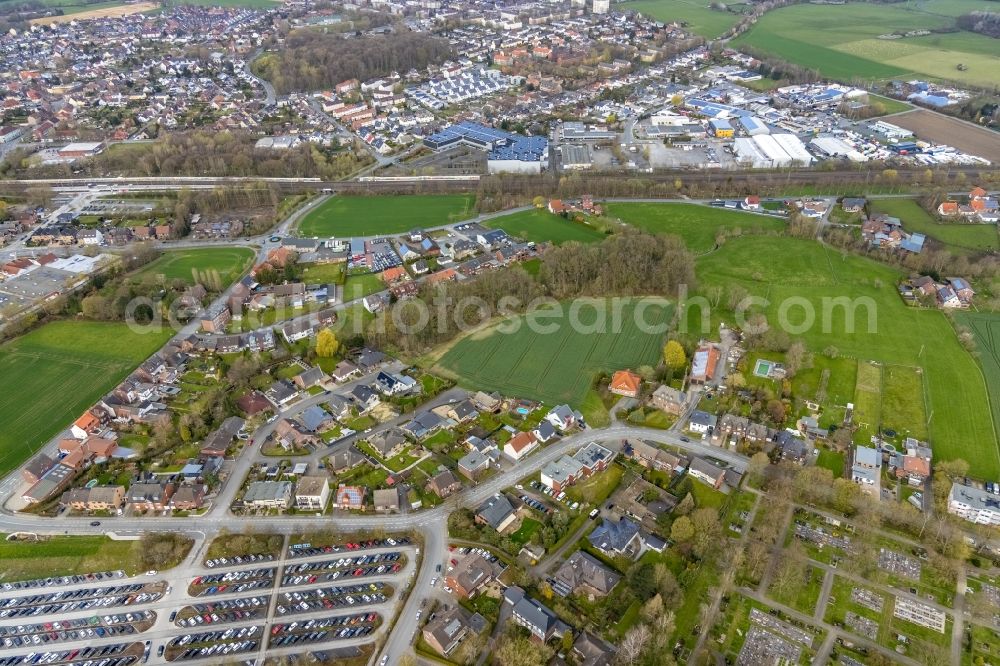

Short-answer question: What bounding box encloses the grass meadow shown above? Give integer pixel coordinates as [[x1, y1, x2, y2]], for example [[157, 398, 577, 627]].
[[733, 3, 1000, 87], [0, 321, 172, 477], [691, 235, 997, 474], [436, 299, 671, 408], [603, 203, 785, 253], [485, 209, 606, 245], [297, 195, 475, 237], [131, 247, 254, 286], [954, 312, 1000, 453], [623, 0, 744, 38]]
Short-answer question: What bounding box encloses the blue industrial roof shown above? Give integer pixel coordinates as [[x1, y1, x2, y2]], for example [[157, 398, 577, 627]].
[[424, 121, 547, 162]]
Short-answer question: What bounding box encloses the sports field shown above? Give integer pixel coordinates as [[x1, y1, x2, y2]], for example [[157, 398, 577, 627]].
[[870, 199, 998, 255], [693, 235, 998, 474], [623, 0, 745, 38], [604, 203, 785, 253], [297, 195, 475, 238], [733, 3, 1000, 87], [0, 321, 172, 478], [436, 299, 672, 408], [485, 209, 605, 245], [131, 247, 254, 287]]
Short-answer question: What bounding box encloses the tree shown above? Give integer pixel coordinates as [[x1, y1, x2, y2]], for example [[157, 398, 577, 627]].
[[532, 196, 545, 208], [670, 515, 694, 542], [766, 399, 787, 425], [691, 507, 721, 555], [675, 492, 695, 516], [663, 339, 686, 371], [315, 328, 339, 357], [784, 340, 809, 377], [747, 451, 770, 486], [616, 624, 651, 666], [494, 634, 552, 666]]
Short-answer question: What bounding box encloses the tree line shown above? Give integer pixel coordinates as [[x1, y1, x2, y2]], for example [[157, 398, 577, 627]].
[[957, 11, 1000, 38], [252, 30, 451, 95], [364, 229, 695, 355]]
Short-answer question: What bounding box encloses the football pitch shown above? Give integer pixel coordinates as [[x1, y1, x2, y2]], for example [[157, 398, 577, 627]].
[[436, 299, 672, 408], [297, 195, 475, 237], [0, 321, 171, 478]]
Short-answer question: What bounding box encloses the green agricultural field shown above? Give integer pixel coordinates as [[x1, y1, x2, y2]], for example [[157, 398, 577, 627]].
[[132, 247, 254, 287], [870, 199, 998, 255], [868, 94, 912, 116], [604, 203, 785, 253], [880, 365, 929, 441], [485, 209, 605, 245], [733, 3, 1000, 87], [168, 0, 278, 6], [0, 321, 172, 478], [437, 299, 671, 409], [691, 235, 998, 474], [297, 195, 475, 237], [954, 312, 1000, 455], [623, 0, 744, 38]]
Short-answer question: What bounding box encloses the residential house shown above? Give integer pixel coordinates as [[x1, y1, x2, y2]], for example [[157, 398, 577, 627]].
[[373, 488, 400, 512], [356, 349, 387, 372], [504, 431, 539, 461], [127, 481, 175, 512], [504, 587, 566, 643], [948, 483, 1000, 526], [336, 484, 366, 511], [891, 454, 930, 487], [773, 431, 808, 464], [200, 416, 245, 457], [650, 385, 685, 415], [532, 421, 556, 444], [588, 517, 644, 559], [200, 305, 231, 334], [22, 453, 55, 485], [265, 380, 299, 408], [688, 410, 717, 435], [402, 410, 446, 440], [422, 605, 486, 657], [328, 448, 365, 475], [471, 391, 501, 413], [274, 418, 319, 451], [71, 411, 102, 439], [551, 551, 620, 597], [541, 442, 616, 493], [350, 384, 380, 413], [458, 450, 491, 480], [572, 632, 618, 666], [298, 406, 334, 434], [446, 551, 503, 599], [688, 457, 726, 489], [170, 485, 206, 511], [22, 464, 75, 504], [426, 470, 462, 498], [545, 404, 578, 431], [293, 366, 326, 390], [608, 370, 642, 398], [842, 198, 866, 213], [367, 428, 408, 459], [60, 485, 125, 512], [331, 359, 360, 382], [626, 440, 682, 473], [324, 394, 352, 422], [475, 494, 516, 532], [294, 476, 330, 511], [851, 445, 881, 496], [243, 481, 293, 509]]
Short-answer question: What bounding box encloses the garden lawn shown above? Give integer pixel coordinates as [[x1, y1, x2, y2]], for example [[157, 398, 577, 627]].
[[297, 195, 475, 237], [510, 518, 542, 547], [564, 465, 624, 506], [870, 198, 998, 255], [132, 247, 254, 286], [300, 262, 346, 285], [605, 202, 784, 253], [733, 2, 1000, 87], [0, 321, 171, 478], [816, 450, 846, 478], [622, 0, 743, 38], [343, 273, 385, 300], [692, 235, 998, 475], [484, 209, 605, 245], [436, 298, 671, 411], [954, 312, 1000, 466]]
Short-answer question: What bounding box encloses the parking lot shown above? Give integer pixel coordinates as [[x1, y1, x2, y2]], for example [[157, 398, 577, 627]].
[[0, 537, 418, 665]]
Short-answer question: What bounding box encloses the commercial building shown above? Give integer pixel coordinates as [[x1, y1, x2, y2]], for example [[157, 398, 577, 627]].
[[294, 476, 330, 511], [243, 481, 293, 509], [424, 121, 548, 174]]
